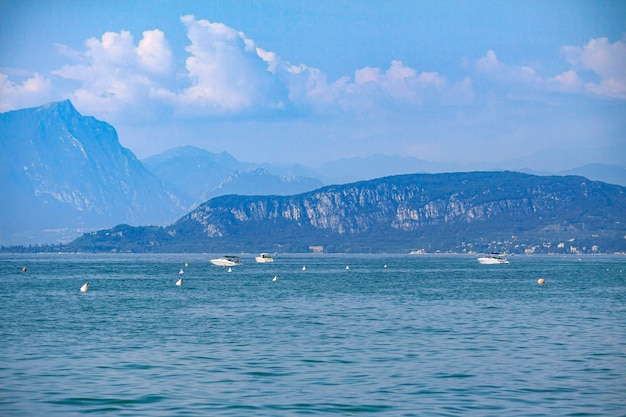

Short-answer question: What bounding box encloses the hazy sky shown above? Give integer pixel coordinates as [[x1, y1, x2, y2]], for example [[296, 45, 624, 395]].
[[1, 0, 625, 169]]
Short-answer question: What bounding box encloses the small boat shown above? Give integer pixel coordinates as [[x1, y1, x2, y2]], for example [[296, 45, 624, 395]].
[[477, 254, 509, 264], [255, 253, 274, 263], [210, 256, 242, 267]]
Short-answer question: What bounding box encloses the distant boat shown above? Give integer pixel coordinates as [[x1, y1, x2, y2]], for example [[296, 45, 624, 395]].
[[80, 282, 89, 292], [477, 254, 509, 264], [210, 256, 242, 267], [176, 278, 183, 286], [255, 253, 274, 263]]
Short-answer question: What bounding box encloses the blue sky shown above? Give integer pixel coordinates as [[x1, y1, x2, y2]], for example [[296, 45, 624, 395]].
[[1, 0, 625, 170]]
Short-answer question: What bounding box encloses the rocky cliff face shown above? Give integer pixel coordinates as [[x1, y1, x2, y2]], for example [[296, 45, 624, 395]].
[[0, 100, 186, 244], [179, 172, 619, 231], [141, 171, 624, 253]]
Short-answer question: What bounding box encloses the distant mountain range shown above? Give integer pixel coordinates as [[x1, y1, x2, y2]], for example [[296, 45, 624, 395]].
[[66, 171, 626, 254], [1, 100, 624, 247], [142, 146, 323, 208], [315, 154, 626, 187], [0, 102, 323, 244]]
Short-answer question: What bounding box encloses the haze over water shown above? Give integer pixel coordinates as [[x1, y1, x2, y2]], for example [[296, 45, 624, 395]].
[[1, 253, 625, 416]]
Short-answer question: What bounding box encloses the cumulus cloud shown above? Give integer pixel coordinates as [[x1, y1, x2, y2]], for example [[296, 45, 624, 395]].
[[562, 36, 626, 99], [545, 70, 584, 93], [177, 15, 286, 114], [2, 18, 623, 127], [0, 72, 54, 112], [475, 36, 626, 99], [137, 30, 173, 74], [475, 50, 541, 85], [274, 59, 461, 112], [52, 29, 174, 117]]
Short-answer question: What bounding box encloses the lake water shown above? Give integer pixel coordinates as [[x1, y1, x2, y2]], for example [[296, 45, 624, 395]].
[[1, 253, 625, 416]]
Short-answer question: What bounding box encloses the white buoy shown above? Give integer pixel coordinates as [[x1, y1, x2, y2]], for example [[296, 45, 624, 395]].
[[346, 265, 350, 270], [273, 275, 278, 282], [80, 282, 89, 292], [302, 266, 306, 271], [176, 278, 183, 286], [384, 264, 387, 268], [228, 267, 232, 273], [179, 268, 184, 275]]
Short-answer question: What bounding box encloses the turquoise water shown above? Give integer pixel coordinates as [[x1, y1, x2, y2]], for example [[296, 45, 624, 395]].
[[1, 253, 625, 416]]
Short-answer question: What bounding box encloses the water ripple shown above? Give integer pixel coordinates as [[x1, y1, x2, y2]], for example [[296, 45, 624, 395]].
[[1, 253, 625, 416]]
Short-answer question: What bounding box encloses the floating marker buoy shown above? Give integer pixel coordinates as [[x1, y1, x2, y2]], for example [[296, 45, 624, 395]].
[[21, 266, 27, 272], [228, 267, 232, 273], [346, 265, 350, 270], [273, 275, 278, 282], [384, 265, 387, 268], [80, 282, 89, 292], [537, 278, 545, 285], [179, 268, 184, 275], [185, 263, 188, 267], [302, 266, 306, 271], [176, 278, 183, 286]]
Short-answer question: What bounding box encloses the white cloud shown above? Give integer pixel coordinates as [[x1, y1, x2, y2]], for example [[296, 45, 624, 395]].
[[51, 29, 174, 117], [354, 67, 381, 84], [137, 30, 173, 74], [562, 36, 626, 99], [475, 50, 541, 85], [276, 59, 457, 111], [476, 50, 502, 72], [0, 72, 54, 112], [256, 47, 280, 74], [475, 50, 589, 97], [475, 37, 626, 100], [2, 19, 623, 129], [177, 15, 283, 113], [546, 70, 584, 93], [85, 30, 136, 68]]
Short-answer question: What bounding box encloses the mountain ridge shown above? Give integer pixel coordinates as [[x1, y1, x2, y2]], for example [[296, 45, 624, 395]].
[[2, 100, 624, 247], [142, 145, 324, 208], [65, 171, 626, 254], [0, 100, 186, 244]]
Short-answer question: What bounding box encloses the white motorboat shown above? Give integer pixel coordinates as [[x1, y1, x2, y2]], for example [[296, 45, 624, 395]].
[[477, 254, 509, 264], [210, 255, 242, 267], [255, 253, 274, 263]]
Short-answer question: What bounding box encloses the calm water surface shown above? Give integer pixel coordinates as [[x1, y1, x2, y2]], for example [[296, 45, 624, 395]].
[[1, 253, 625, 416]]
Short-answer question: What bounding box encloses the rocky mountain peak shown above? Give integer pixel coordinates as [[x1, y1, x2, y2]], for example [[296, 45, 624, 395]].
[[38, 99, 79, 116]]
